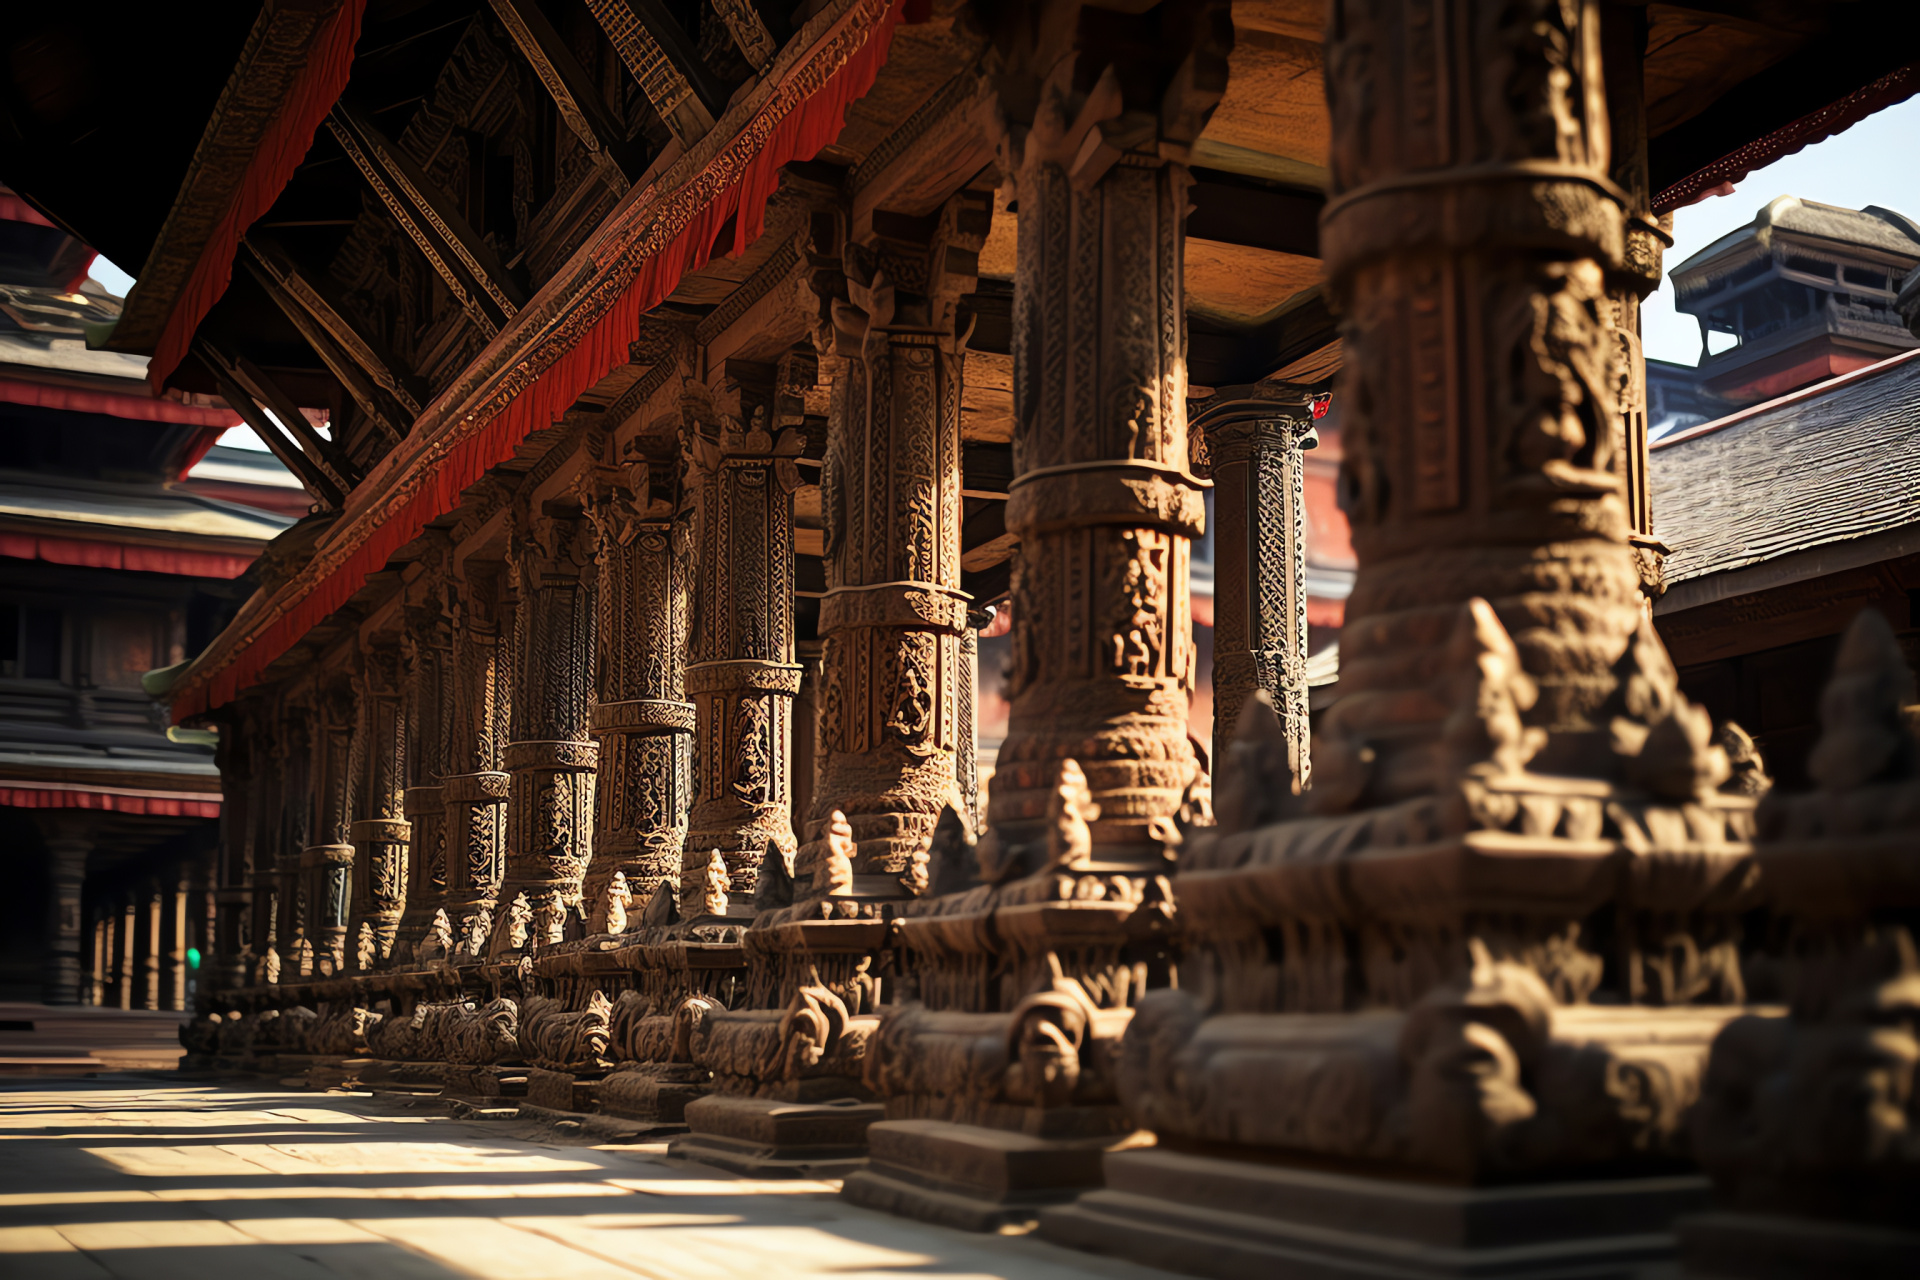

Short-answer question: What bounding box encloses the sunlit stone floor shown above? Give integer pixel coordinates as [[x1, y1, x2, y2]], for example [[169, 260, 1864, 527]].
[[0, 1077, 1180, 1280]]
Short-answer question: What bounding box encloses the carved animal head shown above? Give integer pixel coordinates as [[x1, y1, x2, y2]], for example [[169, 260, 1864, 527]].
[[669, 994, 720, 1064], [418, 909, 453, 964], [1002, 958, 1099, 1109], [778, 977, 850, 1081]]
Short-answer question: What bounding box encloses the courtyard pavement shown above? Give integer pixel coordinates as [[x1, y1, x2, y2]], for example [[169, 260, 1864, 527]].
[[0, 1076, 1183, 1280]]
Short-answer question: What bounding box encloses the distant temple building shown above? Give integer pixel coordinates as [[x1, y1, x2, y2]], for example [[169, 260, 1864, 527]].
[[1648, 196, 1920, 437], [0, 187, 295, 1005]]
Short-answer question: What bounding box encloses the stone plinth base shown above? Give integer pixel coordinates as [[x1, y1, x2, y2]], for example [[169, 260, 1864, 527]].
[[525, 1068, 601, 1113], [668, 1095, 881, 1178], [598, 1064, 708, 1126], [1037, 1147, 1710, 1280], [1680, 1211, 1920, 1279], [841, 1119, 1147, 1232]]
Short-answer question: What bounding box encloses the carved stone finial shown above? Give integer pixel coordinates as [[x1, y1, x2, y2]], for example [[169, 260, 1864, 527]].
[[819, 811, 856, 896], [691, 852, 730, 918], [926, 804, 979, 897], [752, 840, 794, 912], [504, 893, 533, 950], [1807, 608, 1918, 793], [355, 922, 377, 972], [418, 909, 453, 964], [601, 871, 632, 936], [1045, 760, 1099, 873], [1441, 599, 1545, 780], [1714, 721, 1772, 798]]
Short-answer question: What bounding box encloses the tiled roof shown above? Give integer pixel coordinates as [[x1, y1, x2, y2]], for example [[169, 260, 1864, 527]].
[[1651, 347, 1920, 588]]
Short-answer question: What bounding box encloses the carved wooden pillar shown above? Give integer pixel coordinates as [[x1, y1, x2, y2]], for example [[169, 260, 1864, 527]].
[[302, 678, 357, 976], [809, 195, 989, 875], [346, 636, 409, 971], [272, 700, 311, 979], [491, 505, 597, 955], [245, 702, 284, 984], [36, 815, 91, 1005], [1193, 388, 1320, 783], [582, 448, 693, 928], [117, 898, 134, 1009], [1601, 2, 1669, 605], [209, 707, 252, 990], [983, 2, 1223, 864], [396, 551, 454, 962], [682, 388, 805, 907], [1322, 0, 1642, 790], [443, 559, 511, 957]]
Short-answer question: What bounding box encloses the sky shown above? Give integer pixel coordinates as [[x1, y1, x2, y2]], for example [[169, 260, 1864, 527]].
[[1642, 94, 1920, 366], [84, 93, 1920, 446]]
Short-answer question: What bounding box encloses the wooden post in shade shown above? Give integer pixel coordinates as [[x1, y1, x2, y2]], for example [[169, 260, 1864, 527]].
[[145, 890, 162, 1011], [119, 900, 135, 1010], [91, 917, 106, 1006], [171, 880, 190, 1011]]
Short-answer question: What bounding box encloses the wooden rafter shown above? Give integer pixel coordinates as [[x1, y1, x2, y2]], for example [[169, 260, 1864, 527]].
[[708, 0, 776, 70], [195, 344, 345, 510], [241, 235, 424, 417], [199, 340, 360, 495], [328, 105, 527, 328], [486, 0, 634, 194], [582, 0, 722, 146], [240, 242, 408, 449]]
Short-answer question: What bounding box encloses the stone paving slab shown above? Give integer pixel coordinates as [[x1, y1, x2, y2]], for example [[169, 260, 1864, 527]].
[[0, 1076, 1187, 1280]]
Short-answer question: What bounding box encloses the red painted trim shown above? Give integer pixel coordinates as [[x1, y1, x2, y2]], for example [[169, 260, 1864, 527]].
[[175, 0, 915, 721], [0, 783, 221, 818], [145, 0, 370, 393], [1652, 345, 1920, 451], [0, 377, 242, 429], [0, 532, 257, 580], [0, 194, 55, 228]]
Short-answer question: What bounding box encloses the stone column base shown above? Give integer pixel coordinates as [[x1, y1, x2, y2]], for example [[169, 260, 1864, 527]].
[[667, 1095, 881, 1179], [841, 1118, 1147, 1233], [1038, 1147, 1709, 1280], [1679, 1212, 1919, 1279]]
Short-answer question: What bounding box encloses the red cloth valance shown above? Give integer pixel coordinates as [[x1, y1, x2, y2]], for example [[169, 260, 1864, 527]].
[[146, 0, 369, 393], [176, 0, 914, 721], [0, 782, 221, 819], [0, 532, 256, 580]]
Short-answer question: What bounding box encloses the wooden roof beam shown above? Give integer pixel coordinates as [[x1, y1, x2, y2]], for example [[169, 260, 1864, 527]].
[[326, 105, 527, 333], [239, 242, 410, 451], [199, 340, 361, 494], [196, 347, 345, 510], [486, 0, 638, 194], [708, 0, 776, 70], [583, 0, 728, 147]]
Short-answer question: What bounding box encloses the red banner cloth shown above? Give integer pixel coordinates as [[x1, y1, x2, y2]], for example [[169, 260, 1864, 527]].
[[177, 0, 913, 721], [0, 532, 256, 580], [145, 0, 370, 393], [0, 783, 221, 819]]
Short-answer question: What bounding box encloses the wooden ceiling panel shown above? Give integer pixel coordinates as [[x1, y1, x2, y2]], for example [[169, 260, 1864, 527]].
[[1185, 238, 1323, 326], [1202, 27, 1329, 171], [1643, 7, 1807, 137]]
